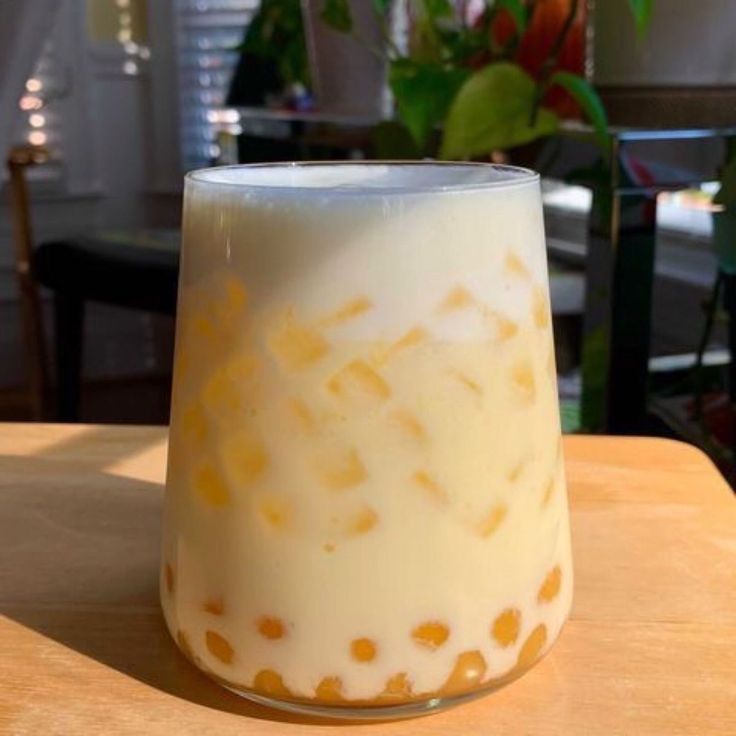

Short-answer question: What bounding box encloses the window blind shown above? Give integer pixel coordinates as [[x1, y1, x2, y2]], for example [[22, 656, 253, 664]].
[[175, 0, 259, 172]]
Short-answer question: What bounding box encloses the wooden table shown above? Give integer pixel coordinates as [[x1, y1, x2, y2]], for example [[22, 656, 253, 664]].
[[1, 424, 734, 735]]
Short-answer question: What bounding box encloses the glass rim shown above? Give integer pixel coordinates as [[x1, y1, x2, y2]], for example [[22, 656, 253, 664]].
[[185, 161, 540, 196]]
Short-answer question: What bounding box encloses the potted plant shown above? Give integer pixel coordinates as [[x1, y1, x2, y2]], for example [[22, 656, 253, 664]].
[[319, 0, 654, 158]]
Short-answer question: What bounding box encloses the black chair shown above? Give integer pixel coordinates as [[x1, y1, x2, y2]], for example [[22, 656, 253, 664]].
[[8, 145, 179, 422], [33, 233, 179, 421]]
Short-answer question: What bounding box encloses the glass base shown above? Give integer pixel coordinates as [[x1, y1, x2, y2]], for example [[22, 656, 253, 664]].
[[207, 662, 536, 721], [168, 613, 567, 721]]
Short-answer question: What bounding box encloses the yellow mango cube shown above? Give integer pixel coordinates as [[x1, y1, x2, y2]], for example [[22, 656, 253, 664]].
[[438, 285, 475, 312], [267, 311, 329, 371], [220, 430, 268, 489], [511, 359, 536, 404], [319, 295, 372, 328], [327, 360, 391, 403], [193, 461, 230, 506], [313, 446, 366, 491]]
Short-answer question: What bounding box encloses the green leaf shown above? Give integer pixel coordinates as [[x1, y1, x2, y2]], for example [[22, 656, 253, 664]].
[[714, 158, 736, 206], [372, 0, 392, 13], [422, 0, 453, 19], [495, 0, 527, 35], [320, 0, 352, 32], [371, 121, 422, 159], [440, 63, 559, 159], [390, 59, 470, 150], [627, 0, 654, 39], [549, 71, 609, 147]]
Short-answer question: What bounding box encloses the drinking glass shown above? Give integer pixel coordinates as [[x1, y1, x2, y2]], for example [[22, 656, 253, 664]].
[[161, 162, 573, 719]]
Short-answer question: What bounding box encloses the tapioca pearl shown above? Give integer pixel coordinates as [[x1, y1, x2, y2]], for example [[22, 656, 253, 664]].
[[253, 669, 292, 698], [164, 563, 174, 594], [448, 370, 483, 397], [345, 506, 379, 536], [193, 461, 230, 506], [438, 285, 475, 312], [411, 470, 448, 505], [510, 359, 536, 404], [205, 630, 234, 664], [257, 616, 286, 640], [379, 673, 413, 701], [532, 285, 551, 329], [180, 402, 207, 444], [538, 565, 562, 603], [312, 446, 367, 491], [315, 676, 344, 702], [327, 360, 391, 403], [203, 597, 224, 615], [350, 638, 377, 663], [390, 410, 426, 442], [258, 494, 293, 531], [516, 624, 547, 670], [476, 503, 508, 538], [319, 296, 373, 328], [220, 429, 268, 489], [267, 310, 329, 371], [441, 650, 487, 696], [505, 250, 530, 280], [285, 397, 316, 434], [411, 621, 450, 650], [492, 608, 521, 647]]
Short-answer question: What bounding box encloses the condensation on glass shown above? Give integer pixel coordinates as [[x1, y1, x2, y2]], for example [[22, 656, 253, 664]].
[[161, 162, 573, 719]]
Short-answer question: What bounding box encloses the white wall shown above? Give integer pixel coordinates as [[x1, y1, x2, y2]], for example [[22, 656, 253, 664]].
[[0, 0, 182, 391], [595, 0, 736, 86]]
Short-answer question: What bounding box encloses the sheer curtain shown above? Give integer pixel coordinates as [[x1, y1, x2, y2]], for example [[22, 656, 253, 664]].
[[0, 0, 61, 158]]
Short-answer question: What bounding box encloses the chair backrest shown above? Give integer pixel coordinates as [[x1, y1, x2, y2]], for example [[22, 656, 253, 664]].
[[6, 145, 50, 420], [1, 1, 61, 420]]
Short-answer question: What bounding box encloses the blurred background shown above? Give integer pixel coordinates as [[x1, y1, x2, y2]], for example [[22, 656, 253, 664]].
[[2, 0, 736, 478]]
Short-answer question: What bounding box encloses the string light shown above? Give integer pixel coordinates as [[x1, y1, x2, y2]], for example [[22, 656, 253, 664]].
[[116, 0, 151, 74], [21, 80, 48, 148], [19, 95, 43, 111], [207, 109, 240, 124]]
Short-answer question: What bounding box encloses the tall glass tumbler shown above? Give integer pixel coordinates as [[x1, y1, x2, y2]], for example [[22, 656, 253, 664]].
[[161, 163, 573, 719]]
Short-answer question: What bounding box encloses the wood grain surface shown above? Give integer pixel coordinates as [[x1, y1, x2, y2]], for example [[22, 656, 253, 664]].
[[1, 424, 734, 735]]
